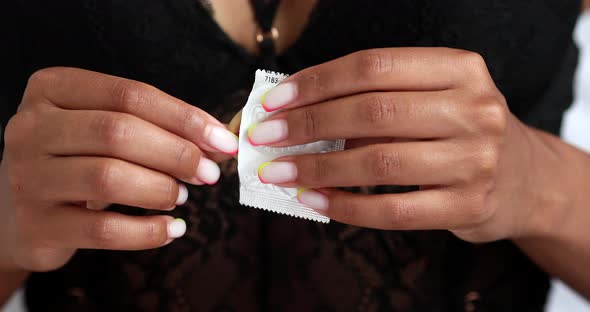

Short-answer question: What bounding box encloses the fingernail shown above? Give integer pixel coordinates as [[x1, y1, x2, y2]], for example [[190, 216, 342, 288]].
[[196, 157, 220, 185], [205, 125, 239, 155], [176, 184, 188, 205], [297, 188, 329, 211], [262, 82, 297, 112], [247, 119, 288, 146], [258, 161, 297, 184], [167, 218, 186, 238]]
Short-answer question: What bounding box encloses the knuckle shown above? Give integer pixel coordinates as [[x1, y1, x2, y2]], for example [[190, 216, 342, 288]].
[[454, 146, 500, 184], [388, 200, 414, 228], [476, 96, 508, 135], [458, 50, 488, 77], [93, 114, 134, 146], [356, 50, 391, 79], [91, 160, 121, 199], [299, 155, 330, 186], [338, 200, 359, 225], [466, 197, 494, 226], [4, 111, 38, 147], [180, 110, 201, 138], [143, 219, 169, 245], [368, 147, 401, 183], [302, 108, 320, 139], [110, 79, 151, 112], [361, 94, 396, 126], [301, 67, 324, 94], [175, 143, 201, 178], [86, 215, 118, 248], [161, 178, 178, 210], [28, 67, 61, 88], [477, 147, 500, 179]]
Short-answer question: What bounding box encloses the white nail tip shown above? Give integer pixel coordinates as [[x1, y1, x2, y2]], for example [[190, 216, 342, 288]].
[[249, 119, 288, 145], [196, 157, 221, 185], [207, 126, 239, 154], [298, 190, 329, 211], [167, 219, 187, 238], [263, 83, 298, 110], [176, 184, 188, 205], [259, 162, 297, 184]]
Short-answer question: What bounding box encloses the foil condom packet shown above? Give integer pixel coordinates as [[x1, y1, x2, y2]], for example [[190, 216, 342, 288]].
[[237, 69, 345, 223]]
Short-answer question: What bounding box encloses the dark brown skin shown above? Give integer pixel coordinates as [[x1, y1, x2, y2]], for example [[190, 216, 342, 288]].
[[254, 49, 590, 300], [0, 68, 237, 304], [2, 0, 590, 306]]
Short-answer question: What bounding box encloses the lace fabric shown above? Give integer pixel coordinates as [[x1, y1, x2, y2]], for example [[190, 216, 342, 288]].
[[0, 0, 581, 311]]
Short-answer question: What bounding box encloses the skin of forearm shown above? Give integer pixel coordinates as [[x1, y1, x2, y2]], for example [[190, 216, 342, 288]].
[[514, 127, 590, 299]]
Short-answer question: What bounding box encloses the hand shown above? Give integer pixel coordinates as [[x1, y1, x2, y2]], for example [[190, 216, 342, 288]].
[[0, 67, 238, 272], [248, 48, 542, 243]]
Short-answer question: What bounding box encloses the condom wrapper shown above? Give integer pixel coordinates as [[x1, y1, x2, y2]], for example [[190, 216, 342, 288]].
[[238, 70, 345, 223]]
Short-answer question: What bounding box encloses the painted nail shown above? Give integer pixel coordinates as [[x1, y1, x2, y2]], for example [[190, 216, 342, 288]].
[[258, 161, 298, 184], [196, 157, 221, 185], [262, 82, 297, 111], [247, 119, 288, 146], [176, 184, 188, 205], [205, 125, 239, 155], [167, 218, 186, 238], [297, 188, 329, 211]]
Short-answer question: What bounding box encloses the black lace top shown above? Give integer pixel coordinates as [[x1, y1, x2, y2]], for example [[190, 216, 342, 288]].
[[0, 1, 582, 311]]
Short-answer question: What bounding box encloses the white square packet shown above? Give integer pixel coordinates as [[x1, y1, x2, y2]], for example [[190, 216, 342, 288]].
[[238, 69, 345, 223]]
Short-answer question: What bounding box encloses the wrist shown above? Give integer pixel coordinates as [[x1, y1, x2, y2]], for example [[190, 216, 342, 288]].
[[517, 126, 581, 240]]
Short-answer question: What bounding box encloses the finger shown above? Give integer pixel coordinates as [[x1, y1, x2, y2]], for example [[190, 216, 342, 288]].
[[42, 207, 187, 250], [34, 157, 193, 211], [23, 67, 238, 155], [296, 188, 469, 231], [258, 142, 462, 188], [248, 91, 461, 147], [227, 110, 242, 135], [261, 47, 491, 111], [41, 109, 217, 184]]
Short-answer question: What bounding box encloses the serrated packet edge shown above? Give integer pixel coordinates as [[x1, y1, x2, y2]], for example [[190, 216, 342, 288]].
[[238, 69, 346, 223], [239, 186, 330, 223]]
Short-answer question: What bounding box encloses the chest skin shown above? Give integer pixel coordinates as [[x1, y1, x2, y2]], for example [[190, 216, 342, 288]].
[[207, 0, 317, 55]]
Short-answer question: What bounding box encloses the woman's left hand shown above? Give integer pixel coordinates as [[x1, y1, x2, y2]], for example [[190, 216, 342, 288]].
[[249, 47, 543, 243]]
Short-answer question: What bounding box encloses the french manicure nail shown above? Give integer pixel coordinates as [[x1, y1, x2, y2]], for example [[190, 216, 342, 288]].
[[247, 119, 288, 146], [196, 157, 221, 185], [176, 184, 188, 205], [262, 82, 297, 111], [205, 126, 239, 155], [167, 218, 186, 238], [297, 188, 329, 211], [258, 161, 298, 184]]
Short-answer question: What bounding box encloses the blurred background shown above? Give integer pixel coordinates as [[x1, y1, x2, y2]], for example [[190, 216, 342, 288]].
[[546, 7, 590, 312], [2, 8, 590, 312]]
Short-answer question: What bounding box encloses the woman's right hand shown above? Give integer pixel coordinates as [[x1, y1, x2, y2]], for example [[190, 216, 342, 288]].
[[0, 67, 238, 272]]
